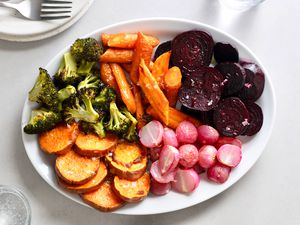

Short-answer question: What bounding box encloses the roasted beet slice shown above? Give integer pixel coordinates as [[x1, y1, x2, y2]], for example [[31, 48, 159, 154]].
[[237, 61, 265, 101], [171, 30, 214, 77], [242, 102, 263, 136], [215, 62, 246, 96], [180, 105, 214, 125], [213, 97, 249, 137], [213, 42, 239, 63], [154, 40, 172, 60], [178, 67, 224, 111]]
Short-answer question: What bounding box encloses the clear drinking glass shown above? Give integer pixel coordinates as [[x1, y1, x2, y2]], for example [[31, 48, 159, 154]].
[[0, 186, 31, 225], [218, 0, 265, 11]]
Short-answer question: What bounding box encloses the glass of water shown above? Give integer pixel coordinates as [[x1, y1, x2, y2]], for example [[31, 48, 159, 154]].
[[0, 186, 31, 225], [218, 0, 265, 11]]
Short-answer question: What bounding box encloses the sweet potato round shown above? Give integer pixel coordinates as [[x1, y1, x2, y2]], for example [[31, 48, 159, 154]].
[[57, 161, 107, 193], [106, 142, 147, 181], [81, 180, 125, 212], [113, 173, 150, 203], [39, 122, 79, 155], [55, 150, 100, 185], [74, 133, 117, 157]]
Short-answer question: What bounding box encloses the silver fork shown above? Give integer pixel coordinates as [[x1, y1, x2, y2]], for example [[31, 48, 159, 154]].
[[0, 0, 72, 20]]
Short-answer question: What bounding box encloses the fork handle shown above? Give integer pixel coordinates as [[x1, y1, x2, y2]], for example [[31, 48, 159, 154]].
[[0, 2, 17, 9]]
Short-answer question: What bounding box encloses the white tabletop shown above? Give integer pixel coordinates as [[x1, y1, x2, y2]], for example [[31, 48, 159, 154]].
[[1, 0, 300, 224]]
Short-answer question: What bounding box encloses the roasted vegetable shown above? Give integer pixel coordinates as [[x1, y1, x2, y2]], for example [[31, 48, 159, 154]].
[[105, 101, 130, 134], [64, 94, 99, 124], [121, 107, 138, 142], [77, 73, 100, 98], [28, 68, 59, 111], [23, 108, 62, 134], [80, 117, 106, 138], [93, 86, 116, 111], [54, 52, 80, 86], [57, 85, 77, 111]]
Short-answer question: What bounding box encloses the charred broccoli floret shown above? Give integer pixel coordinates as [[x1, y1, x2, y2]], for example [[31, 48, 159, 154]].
[[57, 85, 77, 111], [93, 86, 116, 111], [77, 74, 100, 98], [105, 101, 130, 134], [54, 52, 80, 86], [80, 117, 106, 138], [23, 108, 62, 134], [77, 60, 95, 76], [70, 37, 104, 62], [121, 107, 138, 142], [28, 68, 59, 111], [64, 94, 99, 124]]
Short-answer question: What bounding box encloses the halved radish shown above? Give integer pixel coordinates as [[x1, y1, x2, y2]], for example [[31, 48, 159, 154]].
[[197, 125, 219, 145], [150, 179, 171, 196], [217, 144, 242, 168], [198, 145, 217, 168], [176, 120, 198, 144], [150, 160, 176, 183], [159, 145, 180, 175], [163, 127, 179, 147], [139, 120, 164, 148], [171, 168, 200, 193], [178, 144, 199, 168], [207, 163, 231, 184]]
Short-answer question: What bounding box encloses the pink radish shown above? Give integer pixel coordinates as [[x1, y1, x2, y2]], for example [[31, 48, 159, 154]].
[[207, 163, 231, 184], [159, 145, 180, 175], [163, 127, 179, 147], [178, 144, 199, 168], [149, 147, 162, 162], [150, 160, 176, 183], [176, 121, 198, 144], [197, 125, 219, 145], [217, 144, 242, 168], [139, 120, 164, 148], [150, 179, 171, 196], [198, 145, 218, 168], [171, 168, 200, 193], [215, 136, 242, 149]]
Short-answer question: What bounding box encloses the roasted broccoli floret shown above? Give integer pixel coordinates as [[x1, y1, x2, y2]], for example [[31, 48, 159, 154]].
[[93, 86, 116, 111], [77, 74, 100, 98], [70, 38, 104, 62], [54, 52, 80, 86], [105, 101, 130, 134], [57, 85, 77, 111], [23, 108, 62, 134], [121, 107, 138, 142], [28, 68, 59, 111], [64, 94, 99, 124], [80, 117, 106, 138], [77, 60, 95, 76]]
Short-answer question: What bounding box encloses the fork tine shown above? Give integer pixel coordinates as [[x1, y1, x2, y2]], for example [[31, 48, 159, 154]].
[[43, 0, 72, 3], [42, 5, 72, 9], [41, 10, 71, 14]]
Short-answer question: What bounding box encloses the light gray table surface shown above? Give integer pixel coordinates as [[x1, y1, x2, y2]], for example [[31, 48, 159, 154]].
[[1, 0, 300, 224]]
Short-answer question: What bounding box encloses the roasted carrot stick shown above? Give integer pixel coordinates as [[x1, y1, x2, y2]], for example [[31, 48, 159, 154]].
[[100, 63, 119, 92], [133, 85, 146, 129], [139, 59, 169, 125], [110, 63, 136, 114], [152, 51, 171, 88], [163, 66, 182, 107], [130, 32, 153, 84], [146, 106, 202, 129], [100, 48, 133, 63], [121, 63, 132, 73], [101, 33, 159, 48]]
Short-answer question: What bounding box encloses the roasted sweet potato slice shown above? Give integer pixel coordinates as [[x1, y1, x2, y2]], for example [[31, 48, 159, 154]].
[[57, 161, 107, 193], [39, 122, 79, 155], [113, 173, 150, 203], [74, 133, 117, 157], [55, 150, 100, 185], [106, 142, 147, 181], [81, 180, 125, 212]]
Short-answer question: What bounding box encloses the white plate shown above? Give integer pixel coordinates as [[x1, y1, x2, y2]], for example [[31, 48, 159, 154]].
[[0, 0, 94, 42], [21, 18, 276, 215]]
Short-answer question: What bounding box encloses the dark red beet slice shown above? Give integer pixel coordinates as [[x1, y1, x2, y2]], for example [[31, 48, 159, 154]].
[[171, 30, 214, 77], [242, 102, 263, 136], [213, 97, 249, 137], [215, 62, 246, 96], [154, 40, 172, 60], [180, 105, 214, 125], [178, 67, 224, 111], [213, 42, 239, 63], [237, 61, 265, 101]]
